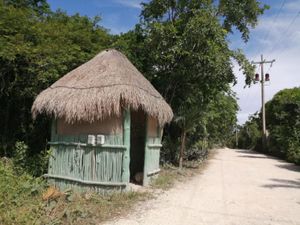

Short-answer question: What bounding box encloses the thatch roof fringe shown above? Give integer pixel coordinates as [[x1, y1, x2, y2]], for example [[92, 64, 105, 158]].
[[48, 83, 164, 99], [32, 49, 173, 125]]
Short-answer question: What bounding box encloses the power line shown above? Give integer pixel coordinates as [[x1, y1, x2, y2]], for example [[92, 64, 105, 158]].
[[253, 6, 299, 61], [252, 0, 287, 59], [268, 10, 300, 54], [262, 0, 287, 42], [266, 62, 273, 73]]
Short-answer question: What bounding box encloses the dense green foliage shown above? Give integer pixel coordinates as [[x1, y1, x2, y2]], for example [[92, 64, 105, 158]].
[[0, 159, 46, 224], [0, 0, 113, 164], [266, 87, 300, 164], [0, 0, 267, 173], [237, 113, 261, 149], [238, 87, 300, 165]]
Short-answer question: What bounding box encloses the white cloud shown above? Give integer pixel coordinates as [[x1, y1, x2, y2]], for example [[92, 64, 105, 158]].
[[284, 0, 300, 12], [113, 0, 143, 9], [91, 0, 144, 34], [92, 0, 145, 10]]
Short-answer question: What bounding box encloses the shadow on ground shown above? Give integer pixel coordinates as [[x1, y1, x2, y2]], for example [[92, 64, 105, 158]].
[[262, 178, 300, 189], [238, 155, 267, 159], [236, 150, 300, 172], [235, 150, 262, 155], [236, 149, 278, 160], [236, 149, 284, 161], [237, 149, 300, 189], [276, 164, 300, 172]]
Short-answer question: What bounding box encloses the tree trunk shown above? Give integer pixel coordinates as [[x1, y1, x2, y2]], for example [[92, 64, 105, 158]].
[[179, 130, 186, 169]]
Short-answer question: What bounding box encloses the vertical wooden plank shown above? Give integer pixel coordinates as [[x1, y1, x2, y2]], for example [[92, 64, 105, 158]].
[[143, 115, 149, 186], [156, 122, 160, 138], [91, 148, 96, 181], [143, 117, 162, 186], [48, 145, 57, 175], [51, 119, 57, 141], [157, 126, 162, 143], [122, 109, 130, 183]]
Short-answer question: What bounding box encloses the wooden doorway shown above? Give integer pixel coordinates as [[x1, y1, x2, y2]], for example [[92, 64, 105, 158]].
[[130, 109, 146, 185]]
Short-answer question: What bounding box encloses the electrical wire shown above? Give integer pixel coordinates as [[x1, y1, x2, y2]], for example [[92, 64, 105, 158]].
[[268, 10, 300, 54], [262, 0, 287, 42], [266, 62, 273, 74], [251, 0, 287, 60]]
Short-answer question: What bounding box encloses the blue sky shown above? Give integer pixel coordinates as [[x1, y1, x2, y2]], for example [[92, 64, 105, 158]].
[[48, 0, 144, 34], [48, 0, 300, 124]]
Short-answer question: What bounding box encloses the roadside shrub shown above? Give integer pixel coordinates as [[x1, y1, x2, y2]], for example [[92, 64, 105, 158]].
[[265, 87, 300, 165], [160, 135, 180, 164], [161, 135, 209, 166], [13, 141, 50, 176], [186, 140, 209, 161], [237, 114, 261, 150], [286, 142, 300, 164], [0, 159, 46, 225], [13, 141, 28, 174]]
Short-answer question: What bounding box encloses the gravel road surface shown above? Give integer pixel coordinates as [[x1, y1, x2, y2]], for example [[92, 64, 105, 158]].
[[104, 148, 300, 225]]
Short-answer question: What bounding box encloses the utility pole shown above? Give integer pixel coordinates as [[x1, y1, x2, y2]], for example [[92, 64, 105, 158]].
[[252, 55, 275, 150], [235, 126, 238, 148]]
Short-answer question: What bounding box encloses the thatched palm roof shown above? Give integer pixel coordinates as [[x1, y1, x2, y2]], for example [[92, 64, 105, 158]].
[[32, 49, 173, 125]]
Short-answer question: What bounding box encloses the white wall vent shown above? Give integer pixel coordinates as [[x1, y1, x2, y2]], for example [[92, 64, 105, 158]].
[[97, 135, 105, 145], [87, 135, 96, 145]]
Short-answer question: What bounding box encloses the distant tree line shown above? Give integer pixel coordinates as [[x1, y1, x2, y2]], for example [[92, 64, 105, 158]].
[[237, 87, 300, 165], [0, 0, 267, 174]]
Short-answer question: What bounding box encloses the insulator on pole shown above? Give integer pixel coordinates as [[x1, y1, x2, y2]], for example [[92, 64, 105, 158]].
[[265, 73, 270, 81], [255, 73, 260, 81]]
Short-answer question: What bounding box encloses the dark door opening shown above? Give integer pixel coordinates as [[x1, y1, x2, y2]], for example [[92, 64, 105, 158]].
[[130, 109, 146, 185]]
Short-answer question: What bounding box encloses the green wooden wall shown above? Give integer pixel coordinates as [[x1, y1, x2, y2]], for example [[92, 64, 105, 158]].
[[46, 110, 130, 193], [46, 110, 163, 192], [143, 120, 162, 186]]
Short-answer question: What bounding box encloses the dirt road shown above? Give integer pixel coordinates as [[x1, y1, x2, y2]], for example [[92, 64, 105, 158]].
[[104, 149, 300, 225]]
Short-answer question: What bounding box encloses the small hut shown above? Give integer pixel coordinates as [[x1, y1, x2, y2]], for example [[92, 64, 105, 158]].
[[32, 49, 173, 192]]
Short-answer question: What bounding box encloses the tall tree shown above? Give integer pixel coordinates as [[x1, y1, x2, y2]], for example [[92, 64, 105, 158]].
[[116, 0, 267, 165], [134, 0, 267, 166], [0, 1, 113, 156]]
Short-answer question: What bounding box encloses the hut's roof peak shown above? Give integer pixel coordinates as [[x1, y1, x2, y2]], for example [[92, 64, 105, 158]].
[[32, 49, 173, 124]]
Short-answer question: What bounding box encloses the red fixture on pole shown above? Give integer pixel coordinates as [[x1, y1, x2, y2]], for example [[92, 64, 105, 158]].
[[265, 73, 270, 81]]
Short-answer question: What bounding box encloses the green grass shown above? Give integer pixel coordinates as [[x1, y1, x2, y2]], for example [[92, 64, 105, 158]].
[[0, 159, 149, 225]]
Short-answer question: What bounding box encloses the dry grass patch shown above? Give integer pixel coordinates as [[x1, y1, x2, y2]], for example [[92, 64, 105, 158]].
[[0, 159, 150, 225], [37, 190, 150, 225], [151, 149, 215, 190]]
